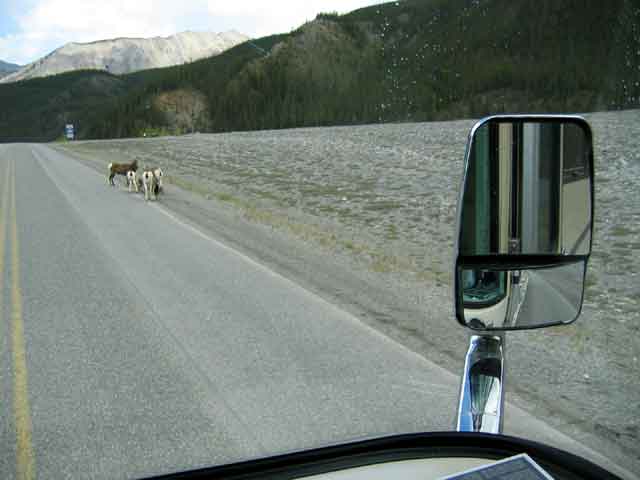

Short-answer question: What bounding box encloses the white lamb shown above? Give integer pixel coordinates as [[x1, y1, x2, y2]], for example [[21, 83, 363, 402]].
[[153, 168, 163, 192], [126, 170, 139, 193], [141, 170, 158, 201]]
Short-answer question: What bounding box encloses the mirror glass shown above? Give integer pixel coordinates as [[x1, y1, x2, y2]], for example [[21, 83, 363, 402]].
[[459, 261, 585, 330], [459, 120, 592, 256]]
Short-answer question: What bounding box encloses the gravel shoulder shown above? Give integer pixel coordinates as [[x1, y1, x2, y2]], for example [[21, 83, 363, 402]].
[[52, 111, 640, 475]]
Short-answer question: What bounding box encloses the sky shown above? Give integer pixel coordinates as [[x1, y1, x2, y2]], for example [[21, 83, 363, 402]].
[[0, 0, 385, 65]]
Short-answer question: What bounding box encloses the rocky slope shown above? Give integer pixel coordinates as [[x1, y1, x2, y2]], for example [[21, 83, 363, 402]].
[[0, 30, 248, 83]]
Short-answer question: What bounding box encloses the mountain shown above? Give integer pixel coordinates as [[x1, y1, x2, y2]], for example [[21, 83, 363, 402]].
[[0, 30, 248, 84], [0, 60, 21, 79], [1, 0, 638, 141], [87, 0, 640, 138], [0, 34, 284, 141]]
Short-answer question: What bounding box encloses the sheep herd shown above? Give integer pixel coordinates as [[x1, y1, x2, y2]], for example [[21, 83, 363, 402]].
[[107, 159, 164, 201]]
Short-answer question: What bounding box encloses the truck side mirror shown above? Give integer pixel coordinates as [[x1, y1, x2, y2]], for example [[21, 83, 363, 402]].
[[454, 116, 594, 331]]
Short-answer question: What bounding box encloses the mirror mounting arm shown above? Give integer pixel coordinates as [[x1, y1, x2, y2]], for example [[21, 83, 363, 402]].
[[456, 333, 505, 434]]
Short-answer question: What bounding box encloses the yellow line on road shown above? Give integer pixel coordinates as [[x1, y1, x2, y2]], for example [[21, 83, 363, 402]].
[[0, 160, 9, 317], [0, 161, 9, 463], [9, 158, 36, 480]]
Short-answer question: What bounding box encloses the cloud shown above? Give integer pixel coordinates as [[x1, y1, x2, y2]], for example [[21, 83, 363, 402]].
[[207, 0, 382, 37], [1, 0, 205, 63], [0, 0, 382, 64], [0, 32, 50, 65], [21, 0, 191, 39]]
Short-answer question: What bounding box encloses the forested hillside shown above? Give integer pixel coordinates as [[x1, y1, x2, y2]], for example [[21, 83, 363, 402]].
[[205, 0, 639, 130], [0, 70, 131, 141], [1, 0, 638, 141]]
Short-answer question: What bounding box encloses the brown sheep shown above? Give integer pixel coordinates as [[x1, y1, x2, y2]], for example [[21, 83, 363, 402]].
[[108, 159, 138, 186]]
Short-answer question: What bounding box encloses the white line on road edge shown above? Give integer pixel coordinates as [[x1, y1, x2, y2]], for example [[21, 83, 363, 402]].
[[149, 201, 458, 375], [144, 178, 640, 480]]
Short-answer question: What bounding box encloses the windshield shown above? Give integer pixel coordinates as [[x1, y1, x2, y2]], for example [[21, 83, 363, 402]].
[[0, 1, 638, 479]]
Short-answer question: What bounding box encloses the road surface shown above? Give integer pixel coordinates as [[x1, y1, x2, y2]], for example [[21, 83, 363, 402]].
[[0, 145, 634, 479], [515, 265, 583, 327]]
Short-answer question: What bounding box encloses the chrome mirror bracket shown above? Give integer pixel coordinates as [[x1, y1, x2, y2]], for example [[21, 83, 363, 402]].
[[456, 333, 505, 434]]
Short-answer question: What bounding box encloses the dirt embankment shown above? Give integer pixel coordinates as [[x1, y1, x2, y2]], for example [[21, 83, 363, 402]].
[[153, 88, 210, 134]]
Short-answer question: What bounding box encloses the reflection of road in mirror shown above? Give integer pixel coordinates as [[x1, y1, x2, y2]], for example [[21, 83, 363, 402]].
[[505, 270, 529, 327], [461, 262, 584, 329], [509, 262, 584, 328]]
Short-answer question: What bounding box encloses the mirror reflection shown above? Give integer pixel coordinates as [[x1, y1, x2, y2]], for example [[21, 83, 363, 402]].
[[460, 261, 585, 330], [469, 356, 502, 432], [460, 120, 592, 256]]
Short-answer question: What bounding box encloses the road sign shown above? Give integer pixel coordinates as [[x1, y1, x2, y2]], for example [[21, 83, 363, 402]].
[[65, 124, 74, 140]]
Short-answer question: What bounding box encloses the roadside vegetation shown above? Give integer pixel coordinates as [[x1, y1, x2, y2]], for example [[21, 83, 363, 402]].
[[1, 0, 638, 141]]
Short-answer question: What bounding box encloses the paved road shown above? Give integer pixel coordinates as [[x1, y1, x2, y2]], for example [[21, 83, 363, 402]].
[[0, 145, 634, 479], [515, 266, 583, 327]]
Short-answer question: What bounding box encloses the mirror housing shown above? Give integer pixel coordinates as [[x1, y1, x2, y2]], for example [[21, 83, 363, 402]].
[[454, 115, 594, 331]]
